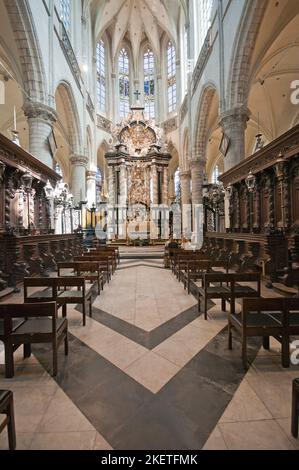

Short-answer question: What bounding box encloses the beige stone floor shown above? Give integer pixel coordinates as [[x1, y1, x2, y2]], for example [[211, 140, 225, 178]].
[[0, 262, 298, 450], [94, 262, 197, 331]]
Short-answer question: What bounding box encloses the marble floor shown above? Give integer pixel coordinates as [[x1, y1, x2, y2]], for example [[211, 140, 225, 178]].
[[0, 257, 299, 450]]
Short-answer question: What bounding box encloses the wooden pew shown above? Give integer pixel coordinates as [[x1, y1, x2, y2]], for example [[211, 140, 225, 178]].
[[24, 277, 92, 326], [0, 302, 68, 378]]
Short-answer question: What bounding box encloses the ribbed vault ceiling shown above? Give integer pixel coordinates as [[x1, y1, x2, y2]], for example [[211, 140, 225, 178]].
[[90, 0, 184, 65]]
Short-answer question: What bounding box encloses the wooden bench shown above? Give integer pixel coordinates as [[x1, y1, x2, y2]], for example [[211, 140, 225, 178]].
[[199, 272, 261, 320], [89, 246, 120, 265], [24, 277, 92, 326], [0, 390, 16, 450], [57, 261, 103, 294], [0, 302, 68, 378], [292, 378, 299, 438]]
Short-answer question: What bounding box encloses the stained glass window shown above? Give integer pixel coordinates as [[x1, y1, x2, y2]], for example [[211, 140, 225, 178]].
[[167, 41, 176, 113], [119, 48, 130, 118], [60, 0, 71, 32], [144, 48, 155, 119], [96, 40, 106, 113]]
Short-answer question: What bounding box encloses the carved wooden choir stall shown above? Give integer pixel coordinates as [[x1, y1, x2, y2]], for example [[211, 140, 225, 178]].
[[204, 123, 299, 287], [0, 133, 82, 295]]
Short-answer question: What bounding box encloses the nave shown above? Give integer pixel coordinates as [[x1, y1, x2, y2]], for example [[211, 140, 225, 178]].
[[1, 251, 298, 451]]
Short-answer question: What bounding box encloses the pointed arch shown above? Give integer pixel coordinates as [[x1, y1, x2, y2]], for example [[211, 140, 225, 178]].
[[227, 0, 268, 109], [55, 81, 83, 155], [193, 83, 218, 161], [4, 0, 47, 103]]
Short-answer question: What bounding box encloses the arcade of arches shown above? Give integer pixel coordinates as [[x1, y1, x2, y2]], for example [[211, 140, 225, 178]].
[[0, 0, 299, 452]]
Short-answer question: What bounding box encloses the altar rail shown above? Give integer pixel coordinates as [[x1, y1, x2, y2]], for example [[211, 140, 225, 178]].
[[0, 234, 83, 291]]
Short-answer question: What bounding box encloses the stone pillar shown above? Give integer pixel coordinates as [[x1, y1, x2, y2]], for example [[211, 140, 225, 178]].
[[70, 155, 88, 204], [220, 106, 250, 171], [23, 102, 57, 168], [180, 170, 191, 237], [86, 170, 97, 208], [191, 158, 204, 248], [151, 164, 158, 205]]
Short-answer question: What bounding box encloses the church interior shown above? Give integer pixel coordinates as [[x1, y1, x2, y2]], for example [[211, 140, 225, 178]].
[[0, 0, 299, 452]]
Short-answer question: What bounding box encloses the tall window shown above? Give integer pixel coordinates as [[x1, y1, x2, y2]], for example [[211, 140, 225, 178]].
[[198, 0, 213, 51], [119, 48, 130, 118], [167, 41, 177, 113], [144, 48, 155, 119], [96, 40, 106, 113], [60, 0, 71, 32]]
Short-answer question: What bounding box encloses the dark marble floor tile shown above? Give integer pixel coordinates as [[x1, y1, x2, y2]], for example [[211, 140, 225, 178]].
[[75, 373, 153, 441], [186, 350, 244, 394], [158, 367, 232, 432], [109, 396, 204, 450]]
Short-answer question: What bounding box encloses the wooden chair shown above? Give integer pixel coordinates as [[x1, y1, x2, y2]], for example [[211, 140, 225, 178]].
[[58, 261, 103, 294], [0, 390, 16, 450], [228, 298, 286, 370], [0, 302, 68, 378], [292, 378, 299, 438], [24, 277, 92, 326], [75, 255, 112, 283], [186, 260, 229, 294], [199, 272, 231, 319]]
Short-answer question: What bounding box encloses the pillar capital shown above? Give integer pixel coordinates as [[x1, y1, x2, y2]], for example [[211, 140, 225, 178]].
[[86, 170, 97, 180], [70, 155, 89, 168], [23, 101, 57, 124], [179, 169, 191, 179], [190, 157, 205, 169], [219, 106, 250, 129]]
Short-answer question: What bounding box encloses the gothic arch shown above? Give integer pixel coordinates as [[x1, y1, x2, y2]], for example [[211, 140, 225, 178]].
[[55, 81, 83, 155], [227, 0, 268, 109], [4, 0, 47, 103], [193, 83, 218, 161]]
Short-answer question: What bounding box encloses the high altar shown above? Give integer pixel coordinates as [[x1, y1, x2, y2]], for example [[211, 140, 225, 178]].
[[105, 102, 172, 242]]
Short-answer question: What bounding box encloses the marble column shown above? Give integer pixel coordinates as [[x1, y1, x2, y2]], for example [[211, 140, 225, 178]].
[[86, 170, 97, 207], [163, 167, 169, 205], [23, 102, 57, 168], [108, 166, 116, 206], [180, 169, 191, 237], [119, 163, 127, 207], [169, 173, 176, 203], [151, 164, 158, 206], [220, 106, 250, 171], [70, 155, 88, 204]]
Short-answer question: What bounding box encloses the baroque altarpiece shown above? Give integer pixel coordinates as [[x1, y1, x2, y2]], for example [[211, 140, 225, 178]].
[[105, 104, 172, 241]]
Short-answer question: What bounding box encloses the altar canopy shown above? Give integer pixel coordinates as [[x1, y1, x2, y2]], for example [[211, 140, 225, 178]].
[[104, 102, 172, 242]]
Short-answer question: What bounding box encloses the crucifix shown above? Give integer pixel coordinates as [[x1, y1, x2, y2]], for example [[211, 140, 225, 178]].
[[134, 90, 141, 101]]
